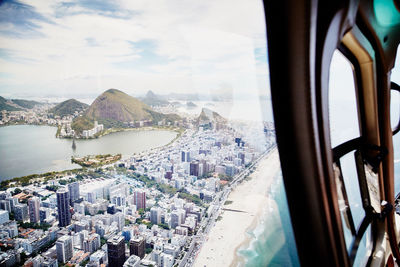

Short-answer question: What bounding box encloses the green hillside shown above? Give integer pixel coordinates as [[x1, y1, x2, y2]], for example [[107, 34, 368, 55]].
[[72, 89, 180, 133], [0, 96, 22, 111], [49, 99, 89, 117], [11, 99, 41, 109]]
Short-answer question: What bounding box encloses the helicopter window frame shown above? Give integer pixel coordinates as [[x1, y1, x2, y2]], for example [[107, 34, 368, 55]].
[[329, 47, 377, 265]]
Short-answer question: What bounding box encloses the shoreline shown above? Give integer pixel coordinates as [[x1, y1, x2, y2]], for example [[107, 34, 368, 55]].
[[0, 123, 183, 141], [194, 149, 280, 267], [0, 127, 182, 188], [59, 125, 183, 140]]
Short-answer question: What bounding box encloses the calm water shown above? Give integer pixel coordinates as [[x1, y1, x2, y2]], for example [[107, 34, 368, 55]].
[[0, 125, 177, 180]]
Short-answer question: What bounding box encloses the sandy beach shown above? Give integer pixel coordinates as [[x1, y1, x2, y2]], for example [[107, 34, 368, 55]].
[[194, 149, 281, 267]]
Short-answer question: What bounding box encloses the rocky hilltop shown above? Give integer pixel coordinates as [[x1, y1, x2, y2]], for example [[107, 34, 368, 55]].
[[197, 108, 227, 126], [72, 89, 180, 133], [141, 90, 169, 106]]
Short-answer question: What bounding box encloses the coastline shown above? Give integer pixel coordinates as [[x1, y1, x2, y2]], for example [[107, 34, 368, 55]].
[[59, 125, 183, 140], [0, 122, 183, 141], [194, 149, 280, 267], [0, 125, 182, 187]]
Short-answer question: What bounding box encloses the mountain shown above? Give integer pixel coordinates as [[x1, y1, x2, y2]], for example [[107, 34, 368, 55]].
[[11, 99, 41, 109], [141, 90, 169, 106], [0, 96, 22, 111], [186, 101, 197, 108], [72, 89, 180, 133], [49, 99, 89, 117], [197, 108, 227, 125]]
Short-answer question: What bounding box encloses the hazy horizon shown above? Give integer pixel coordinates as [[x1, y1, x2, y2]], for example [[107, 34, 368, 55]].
[[0, 0, 269, 101], [1, 0, 399, 103]]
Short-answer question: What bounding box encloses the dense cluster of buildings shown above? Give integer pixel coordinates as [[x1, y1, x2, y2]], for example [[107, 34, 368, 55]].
[[0, 104, 58, 126], [0, 109, 275, 266]]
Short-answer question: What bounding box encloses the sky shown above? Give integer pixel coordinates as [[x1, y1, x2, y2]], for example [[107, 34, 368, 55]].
[[0, 0, 269, 101], [0, 0, 399, 105]]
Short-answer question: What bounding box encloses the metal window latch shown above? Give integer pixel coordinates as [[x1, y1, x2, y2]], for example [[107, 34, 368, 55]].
[[360, 144, 388, 173], [377, 200, 393, 220]]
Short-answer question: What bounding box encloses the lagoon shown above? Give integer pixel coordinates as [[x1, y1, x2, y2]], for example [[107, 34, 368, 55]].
[[0, 125, 177, 180]]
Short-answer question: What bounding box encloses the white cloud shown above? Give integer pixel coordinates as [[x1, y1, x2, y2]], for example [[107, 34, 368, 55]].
[[0, 0, 269, 99]]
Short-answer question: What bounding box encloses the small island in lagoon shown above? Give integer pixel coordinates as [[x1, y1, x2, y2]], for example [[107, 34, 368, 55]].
[[71, 154, 122, 167]]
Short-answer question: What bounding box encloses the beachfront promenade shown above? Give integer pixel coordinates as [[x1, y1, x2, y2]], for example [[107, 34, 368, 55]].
[[186, 147, 280, 267]]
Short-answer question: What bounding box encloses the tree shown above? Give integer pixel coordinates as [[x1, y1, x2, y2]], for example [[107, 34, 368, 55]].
[[12, 188, 22, 195], [138, 208, 145, 216]]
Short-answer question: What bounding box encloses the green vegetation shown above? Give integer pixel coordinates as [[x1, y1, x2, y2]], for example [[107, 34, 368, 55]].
[[178, 192, 202, 205], [18, 222, 51, 231], [58, 179, 68, 185], [157, 184, 178, 196], [218, 173, 233, 181], [224, 200, 233, 205], [158, 223, 170, 230], [11, 99, 41, 109], [71, 115, 94, 133], [56, 126, 61, 137], [127, 172, 179, 196], [71, 154, 121, 167], [45, 185, 59, 192], [49, 99, 88, 117], [0, 96, 21, 111], [136, 218, 153, 229], [145, 247, 153, 254], [71, 89, 180, 133], [0, 168, 84, 190], [12, 188, 22, 195]]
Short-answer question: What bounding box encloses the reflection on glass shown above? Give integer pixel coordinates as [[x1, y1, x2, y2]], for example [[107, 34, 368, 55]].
[[0, 1, 300, 267], [339, 151, 363, 244], [390, 90, 400, 132], [352, 226, 372, 266], [334, 163, 354, 252], [393, 45, 400, 194], [329, 51, 360, 147]]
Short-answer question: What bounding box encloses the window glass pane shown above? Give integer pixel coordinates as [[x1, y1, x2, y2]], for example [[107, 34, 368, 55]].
[[329, 50, 364, 253], [340, 153, 363, 230], [392, 45, 400, 194], [0, 1, 300, 267], [329, 51, 360, 147], [353, 226, 372, 266]]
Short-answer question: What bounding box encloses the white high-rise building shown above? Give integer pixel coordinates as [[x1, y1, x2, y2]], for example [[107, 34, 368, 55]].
[[28, 197, 40, 223], [68, 182, 80, 205], [56, 235, 73, 263], [150, 207, 161, 225], [0, 210, 9, 224]]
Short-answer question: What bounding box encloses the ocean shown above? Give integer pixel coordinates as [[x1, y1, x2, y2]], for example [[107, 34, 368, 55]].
[[237, 173, 300, 267], [238, 134, 400, 266]]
